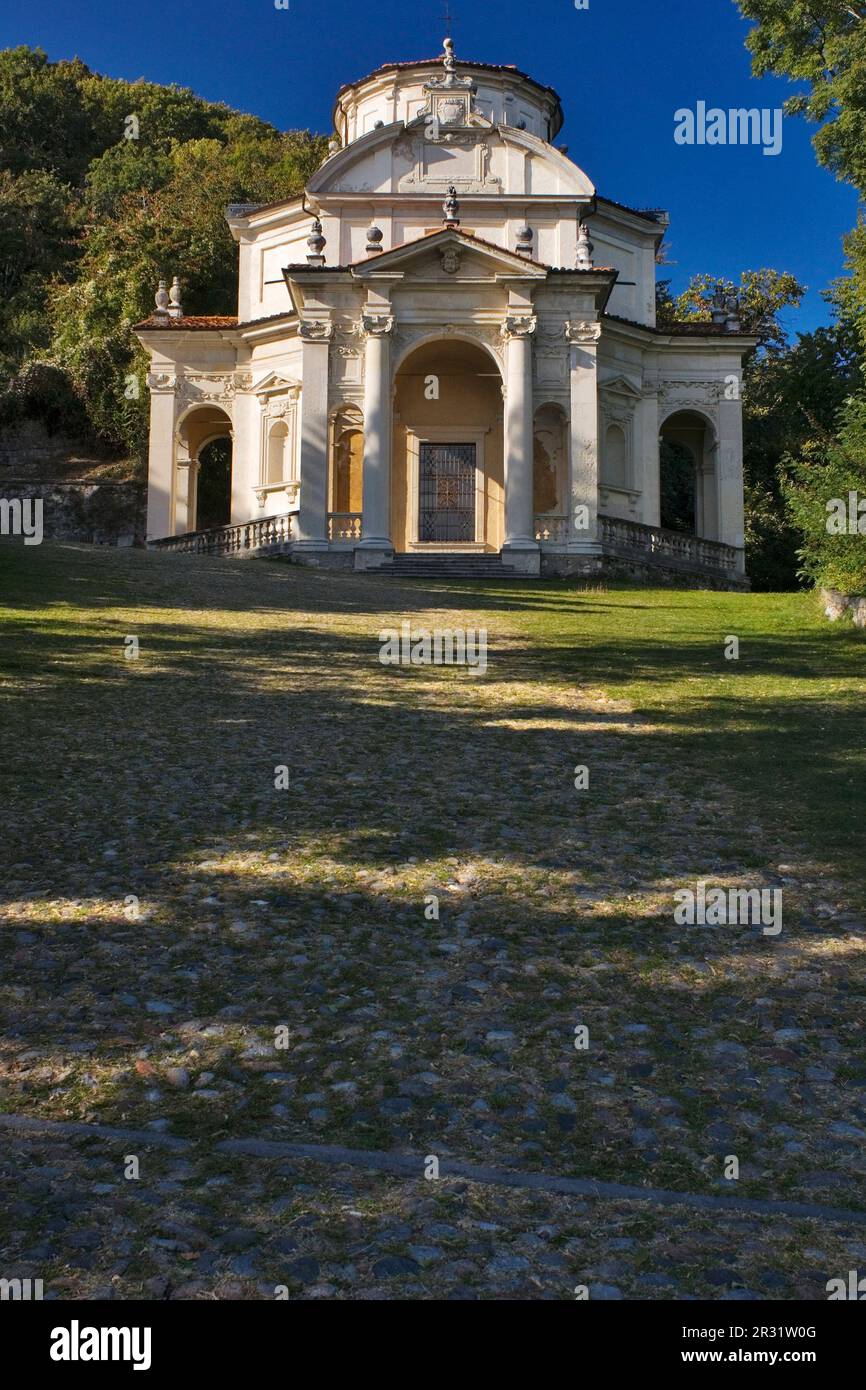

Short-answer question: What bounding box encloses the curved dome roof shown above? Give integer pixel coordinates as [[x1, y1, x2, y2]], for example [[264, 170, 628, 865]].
[[332, 42, 564, 142]]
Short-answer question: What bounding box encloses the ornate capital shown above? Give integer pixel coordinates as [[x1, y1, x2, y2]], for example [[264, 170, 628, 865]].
[[501, 315, 537, 340], [298, 320, 334, 341], [565, 320, 602, 345], [361, 313, 395, 337]]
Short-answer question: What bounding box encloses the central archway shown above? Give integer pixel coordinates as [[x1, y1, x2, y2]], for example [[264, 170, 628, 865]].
[[392, 338, 504, 553]]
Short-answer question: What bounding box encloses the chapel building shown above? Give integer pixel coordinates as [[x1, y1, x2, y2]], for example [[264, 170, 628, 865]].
[[136, 39, 754, 584]]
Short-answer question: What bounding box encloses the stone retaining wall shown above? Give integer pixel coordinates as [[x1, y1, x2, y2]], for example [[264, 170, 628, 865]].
[[0, 481, 147, 547]]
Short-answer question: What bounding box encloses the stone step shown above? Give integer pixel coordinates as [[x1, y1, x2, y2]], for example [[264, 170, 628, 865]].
[[380, 564, 511, 575], [388, 556, 511, 568], [379, 556, 519, 579]]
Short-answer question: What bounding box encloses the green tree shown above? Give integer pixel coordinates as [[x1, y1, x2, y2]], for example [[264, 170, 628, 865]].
[[0, 46, 326, 458], [744, 311, 861, 587], [658, 268, 805, 354], [736, 2, 866, 192], [0, 168, 78, 368], [783, 395, 866, 592], [49, 131, 324, 453]]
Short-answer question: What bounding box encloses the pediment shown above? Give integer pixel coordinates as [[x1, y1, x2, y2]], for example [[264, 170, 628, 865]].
[[351, 230, 548, 281], [254, 371, 300, 401], [599, 373, 642, 400]]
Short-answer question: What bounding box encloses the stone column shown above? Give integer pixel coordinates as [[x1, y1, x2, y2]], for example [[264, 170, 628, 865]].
[[175, 456, 198, 535], [639, 389, 660, 527], [228, 380, 258, 525], [566, 320, 602, 554], [295, 321, 332, 553], [501, 315, 540, 573], [358, 312, 395, 568], [717, 391, 746, 572], [145, 375, 178, 541]]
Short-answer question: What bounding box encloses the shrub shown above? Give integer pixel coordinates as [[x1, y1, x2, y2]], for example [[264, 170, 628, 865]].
[[783, 397, 866, 595]]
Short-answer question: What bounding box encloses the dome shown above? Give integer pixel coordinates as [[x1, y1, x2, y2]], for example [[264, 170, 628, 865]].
[[332, 38, 564, 148]]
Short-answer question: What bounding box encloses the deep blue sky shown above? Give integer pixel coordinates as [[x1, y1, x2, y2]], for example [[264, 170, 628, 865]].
[[2, 0, 859, 337]]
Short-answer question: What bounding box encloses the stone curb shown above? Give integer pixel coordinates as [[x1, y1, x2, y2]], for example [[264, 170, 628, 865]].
[[2, 1112, 865, 1227]]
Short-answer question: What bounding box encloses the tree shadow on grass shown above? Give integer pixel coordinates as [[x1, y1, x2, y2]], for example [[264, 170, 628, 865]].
[[1, 543, 865, 1216]]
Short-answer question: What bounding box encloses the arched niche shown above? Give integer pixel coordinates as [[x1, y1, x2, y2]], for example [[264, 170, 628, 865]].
[[602, 423, 628, 490], [266, 420, 292, 485], [330, 406, 364, 533], [533, 403, 567, 517]]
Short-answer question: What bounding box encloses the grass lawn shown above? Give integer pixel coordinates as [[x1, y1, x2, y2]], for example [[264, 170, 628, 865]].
[[1, 541, 865, 1300]]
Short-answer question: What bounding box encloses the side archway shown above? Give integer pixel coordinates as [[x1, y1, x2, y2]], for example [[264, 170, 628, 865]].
[[176, 405, 233, 535], [659, 410, 718, 539]]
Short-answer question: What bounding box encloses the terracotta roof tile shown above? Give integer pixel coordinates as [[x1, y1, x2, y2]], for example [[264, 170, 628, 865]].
[[135, 315, 238, 331]]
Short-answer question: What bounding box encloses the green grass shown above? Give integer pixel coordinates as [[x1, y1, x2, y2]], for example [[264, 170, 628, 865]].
[[502, 580, 866, 880], [1, 541, 865, 1218]]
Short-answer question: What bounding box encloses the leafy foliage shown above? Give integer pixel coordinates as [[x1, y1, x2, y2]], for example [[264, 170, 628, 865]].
[[783, 396, 866, 592], [734, 1, 866, 592], [736, 2, 866, 192], [659, 269, 805, 355], [0, 46, 326, 458]]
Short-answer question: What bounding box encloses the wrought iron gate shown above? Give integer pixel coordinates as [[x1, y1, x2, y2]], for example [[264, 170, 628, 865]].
[[418, 443, 476, 542]]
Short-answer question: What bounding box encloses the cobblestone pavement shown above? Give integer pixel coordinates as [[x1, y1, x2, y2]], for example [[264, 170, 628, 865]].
[[1, 545, 864, 1299]]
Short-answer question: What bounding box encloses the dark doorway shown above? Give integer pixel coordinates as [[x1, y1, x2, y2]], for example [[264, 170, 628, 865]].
[[660, 440, 697, 534], [196, 437, 232, 531]]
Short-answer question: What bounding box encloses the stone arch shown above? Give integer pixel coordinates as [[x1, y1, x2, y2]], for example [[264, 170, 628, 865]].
[[393, 337, 504, 552], [659, 410, 718, 539], [393, 328, 504, 379], [176, 404, 233, 535], [658, 402, 717, 436]]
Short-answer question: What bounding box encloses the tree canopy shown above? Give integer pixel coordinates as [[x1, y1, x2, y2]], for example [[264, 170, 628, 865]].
[[0, 47, 326, 459]]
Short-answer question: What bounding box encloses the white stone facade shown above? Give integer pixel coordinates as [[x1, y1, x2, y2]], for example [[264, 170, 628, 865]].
[[137, 41, 754, 580]]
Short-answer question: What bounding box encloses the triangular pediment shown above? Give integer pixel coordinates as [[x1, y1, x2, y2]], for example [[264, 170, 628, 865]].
[[599, 373, 642, 400], [351, 229, 548, 281], [253, 371, 300, 399]]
